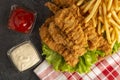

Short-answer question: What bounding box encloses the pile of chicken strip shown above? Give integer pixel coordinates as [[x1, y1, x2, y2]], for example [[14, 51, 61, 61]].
[[40, 0, 111, 67]]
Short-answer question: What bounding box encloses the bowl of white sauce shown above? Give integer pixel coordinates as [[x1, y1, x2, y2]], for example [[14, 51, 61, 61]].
[[7, 41, 41, 72]]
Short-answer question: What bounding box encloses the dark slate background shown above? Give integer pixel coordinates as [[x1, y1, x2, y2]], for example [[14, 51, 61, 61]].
[[0, 0, 52, 80]]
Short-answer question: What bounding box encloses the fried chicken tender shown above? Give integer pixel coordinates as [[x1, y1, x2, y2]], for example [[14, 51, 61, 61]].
[[40, 18, 80, 66], [52, 0, 76, 8], [54, 5, 88, 55], [45, 2, 60, 14], [98, 37, 112, 55], [40, 5, 87, 67], [81, 20, 111, 55], [82, 20, 100, 50]]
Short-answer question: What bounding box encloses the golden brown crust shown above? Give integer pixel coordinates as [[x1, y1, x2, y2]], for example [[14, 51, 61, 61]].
[[45, 2, 60, 14], [52, 0, 76, 8]]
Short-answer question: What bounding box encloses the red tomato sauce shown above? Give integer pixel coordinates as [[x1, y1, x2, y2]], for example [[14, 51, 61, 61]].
[[8, 6, 36, 33]]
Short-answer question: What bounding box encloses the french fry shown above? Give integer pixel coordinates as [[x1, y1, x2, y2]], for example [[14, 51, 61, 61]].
[[109, 27, 113, 34], [102, 2, 107, 16], [83, 0, 95, 13], [111, 40, 116, 48], [99, 4, 102, 16], [114, 0, 118, 11], [118, 11, 120, 19], [104, 17, 111, 44], [80, 2, 88, 10], [101, 26, 105, 33], [107, 12, 112, 19], [92, 17, 96, 28], [107, 0, 113, 11], [109, 18, 120, 29], [98, 16, 103, 23], [98, 21, 101, 35], [111, 30, 115, 41], [113, 26, 119, 42], [116, 8, 120, 13], [92, 10, 98, 28], [85, 0, 101, 23], [111, 10, 120, 24], [77, 0, 84, 6]]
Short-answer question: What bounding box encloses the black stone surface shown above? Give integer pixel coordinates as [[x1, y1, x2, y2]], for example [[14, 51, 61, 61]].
[[0, 0, 51, 80]]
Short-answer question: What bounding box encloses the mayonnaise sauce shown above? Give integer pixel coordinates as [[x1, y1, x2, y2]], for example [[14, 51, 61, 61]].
[[10, 42, 40, 71]]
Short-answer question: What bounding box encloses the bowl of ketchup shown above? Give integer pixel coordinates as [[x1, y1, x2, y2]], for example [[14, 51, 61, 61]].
[[8, 5, 37, 33]]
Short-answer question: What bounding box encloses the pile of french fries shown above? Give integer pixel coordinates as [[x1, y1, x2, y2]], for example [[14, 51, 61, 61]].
[[77, 0, 120, 48]]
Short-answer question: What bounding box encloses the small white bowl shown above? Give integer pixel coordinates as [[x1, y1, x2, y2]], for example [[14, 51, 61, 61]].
[[7, 41, 42, 72]]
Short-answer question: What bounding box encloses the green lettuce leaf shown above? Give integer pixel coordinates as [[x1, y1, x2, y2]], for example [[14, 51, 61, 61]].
[[42, 42, 120, 73], [112, 41, 120, 53]]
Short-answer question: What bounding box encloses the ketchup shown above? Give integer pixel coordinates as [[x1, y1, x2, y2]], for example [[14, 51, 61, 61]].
[[8, 6, 36, 33]]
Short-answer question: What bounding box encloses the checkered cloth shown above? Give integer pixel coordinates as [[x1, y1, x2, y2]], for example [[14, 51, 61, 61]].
[[34, 50, 120, 80]]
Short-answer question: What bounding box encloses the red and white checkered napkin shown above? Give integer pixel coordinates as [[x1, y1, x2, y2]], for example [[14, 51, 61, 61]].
[[34, 50, 120, 80]]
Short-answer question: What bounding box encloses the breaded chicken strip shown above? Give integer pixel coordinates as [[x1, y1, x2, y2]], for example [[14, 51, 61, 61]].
[[45, 2, 60, 14], [40, 17, 80, 66], [40, 5, 87, 67], [54, 5, 87, 56], [81, 20, 111, 55], [52, 0, 76, 7]]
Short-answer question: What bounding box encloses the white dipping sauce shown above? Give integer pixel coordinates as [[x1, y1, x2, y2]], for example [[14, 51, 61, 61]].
[[9, 42, 40, 71]]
